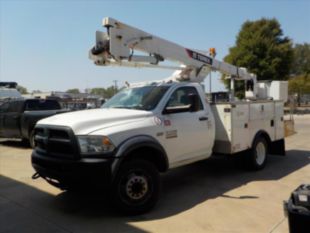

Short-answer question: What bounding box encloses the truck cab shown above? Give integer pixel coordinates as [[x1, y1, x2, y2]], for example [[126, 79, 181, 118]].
[[100, 82, 215, 167], [31, 82, 216, 213]]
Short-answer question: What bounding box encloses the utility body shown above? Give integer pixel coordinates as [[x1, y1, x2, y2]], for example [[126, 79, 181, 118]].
[[31, 18, 286, 214]]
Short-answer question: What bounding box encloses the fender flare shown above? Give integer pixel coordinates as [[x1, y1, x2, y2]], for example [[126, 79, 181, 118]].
[[251, 130, 285, 155], [111, 135, 169, 178], [251, 130, 271, 151]]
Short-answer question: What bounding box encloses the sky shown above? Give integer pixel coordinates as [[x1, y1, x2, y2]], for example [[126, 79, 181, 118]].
[[0, 0, 309, 93]]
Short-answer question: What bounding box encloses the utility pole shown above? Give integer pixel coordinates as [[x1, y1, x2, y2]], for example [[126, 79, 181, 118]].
[[113, 80, 118, 95]]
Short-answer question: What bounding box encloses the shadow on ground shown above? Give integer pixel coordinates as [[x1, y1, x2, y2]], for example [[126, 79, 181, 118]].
[[0, 149, 309, 232], [153, 149, 310, 219], [0, 139, 30, 149]]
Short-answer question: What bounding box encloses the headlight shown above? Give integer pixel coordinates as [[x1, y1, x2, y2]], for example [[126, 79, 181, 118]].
[[77, 135, 115, 154]]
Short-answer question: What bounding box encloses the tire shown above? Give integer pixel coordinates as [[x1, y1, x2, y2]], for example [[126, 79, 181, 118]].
[[112, 159, 161, 215], [21, 138, 29, 146], [28, 130, 36, 148], [246, 137, 268, 170]]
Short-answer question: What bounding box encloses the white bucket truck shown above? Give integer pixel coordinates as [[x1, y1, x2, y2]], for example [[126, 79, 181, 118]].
[[32, 18, 286, 214]]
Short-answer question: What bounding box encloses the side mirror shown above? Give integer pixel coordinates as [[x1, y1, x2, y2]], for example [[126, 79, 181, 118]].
[[189, 94, 200, 112]]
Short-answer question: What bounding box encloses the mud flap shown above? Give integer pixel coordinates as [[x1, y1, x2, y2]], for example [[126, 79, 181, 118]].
[[269, 139, 285, 156]]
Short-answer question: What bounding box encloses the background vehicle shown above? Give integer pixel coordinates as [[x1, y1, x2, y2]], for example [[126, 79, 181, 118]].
[[31, 18, 286, 214], [0, 99, 68, 147], [0, 82, 22, 104]]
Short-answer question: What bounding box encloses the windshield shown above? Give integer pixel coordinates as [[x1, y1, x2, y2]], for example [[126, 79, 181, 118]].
[[0, 88, 22, 99], [102, 85, 170, 111]]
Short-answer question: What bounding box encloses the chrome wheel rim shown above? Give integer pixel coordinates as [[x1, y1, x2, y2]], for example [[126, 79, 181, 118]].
[[125, 174, 148, 200], [255, 142, 266, 165]]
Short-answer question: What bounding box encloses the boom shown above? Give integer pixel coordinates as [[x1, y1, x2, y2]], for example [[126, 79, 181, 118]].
[[89, 17, 257, 97]]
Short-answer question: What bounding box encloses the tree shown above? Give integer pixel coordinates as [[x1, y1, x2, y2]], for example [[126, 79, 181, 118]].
[[288, 43, 310, 106], [104, 86, 118, 99], [89, 86, 121, 99], [66, 88, 80, 94], [288, 74, 310, 106], [291, 43, 310, 76], [90, 88, 106, 97], [17, 85, 28, 94], [222, 18, 293, 98]]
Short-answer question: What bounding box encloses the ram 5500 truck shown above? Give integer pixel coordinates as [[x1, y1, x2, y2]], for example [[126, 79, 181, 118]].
[[31, 81, 285, 213], [31, 17, 286, 214]]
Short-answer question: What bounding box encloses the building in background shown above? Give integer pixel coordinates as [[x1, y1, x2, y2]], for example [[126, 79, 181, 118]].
[[22, 91, 103, 110]]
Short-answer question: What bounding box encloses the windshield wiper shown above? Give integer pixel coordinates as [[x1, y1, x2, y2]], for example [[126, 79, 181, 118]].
[[104, 105, 146, 110], [129, 105, 146, 110], [112, 106, 132, 109]]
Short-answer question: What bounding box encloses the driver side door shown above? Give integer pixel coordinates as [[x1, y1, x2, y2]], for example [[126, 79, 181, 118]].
[[161, 86, 212, 167]]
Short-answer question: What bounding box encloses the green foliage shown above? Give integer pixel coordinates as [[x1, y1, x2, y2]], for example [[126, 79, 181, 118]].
[[289, 74, 310, 94], [105, 86, 118, 99], [90, 88, 106, 97], [17, 85, 28, 94], [291, 43, 310, 76], [222, 18, 293, 97], [66, 86, 121, 98], [90, 86, 120, 99], [289, 74, 310, 106], [66, 88, 80, 94], [288, 43, 310, 104]]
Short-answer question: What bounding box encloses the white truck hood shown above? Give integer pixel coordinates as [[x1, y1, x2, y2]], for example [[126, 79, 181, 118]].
[[37, 108, 152, 135]]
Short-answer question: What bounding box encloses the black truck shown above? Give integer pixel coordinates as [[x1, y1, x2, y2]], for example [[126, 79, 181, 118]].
[[0, 99, 68, 147]]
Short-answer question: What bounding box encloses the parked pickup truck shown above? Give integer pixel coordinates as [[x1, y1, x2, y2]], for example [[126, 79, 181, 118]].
[[31, 82, 285, 214], [0, 99, 68, 147]]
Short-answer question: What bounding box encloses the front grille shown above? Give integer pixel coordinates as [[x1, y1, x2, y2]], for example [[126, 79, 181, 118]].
[[34, 126, 79, 159]]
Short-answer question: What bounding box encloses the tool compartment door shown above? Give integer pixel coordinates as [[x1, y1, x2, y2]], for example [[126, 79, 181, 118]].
[[231, 103, 250, 153], [275, 101, 284, 140]]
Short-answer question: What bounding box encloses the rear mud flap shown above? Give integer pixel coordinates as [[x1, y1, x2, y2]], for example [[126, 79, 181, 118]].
[[269, 139, 285, 156]]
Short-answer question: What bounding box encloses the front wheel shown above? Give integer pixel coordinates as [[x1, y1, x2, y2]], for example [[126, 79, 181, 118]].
[[112, 160, 161, 215]]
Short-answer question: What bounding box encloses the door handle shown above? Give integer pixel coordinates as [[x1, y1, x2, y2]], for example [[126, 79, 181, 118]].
[[199, 116, 208, 121]]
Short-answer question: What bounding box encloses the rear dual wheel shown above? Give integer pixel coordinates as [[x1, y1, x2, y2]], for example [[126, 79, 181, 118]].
[[247, 137, 268, 170], [236, 136, 268, 170]]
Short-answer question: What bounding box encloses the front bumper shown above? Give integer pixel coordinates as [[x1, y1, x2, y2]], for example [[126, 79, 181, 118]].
[[31, 150, 117, 189]]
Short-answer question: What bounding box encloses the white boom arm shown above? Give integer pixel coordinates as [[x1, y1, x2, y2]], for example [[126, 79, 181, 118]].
[[89, 17, 257, 97]]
